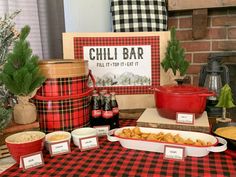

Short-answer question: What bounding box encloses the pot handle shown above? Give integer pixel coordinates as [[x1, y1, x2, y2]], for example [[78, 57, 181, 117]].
[[149, 87, 161, 92], [107, 129, 119, 142], [207, 137, 227, 153], [198, 91, 216, 97]]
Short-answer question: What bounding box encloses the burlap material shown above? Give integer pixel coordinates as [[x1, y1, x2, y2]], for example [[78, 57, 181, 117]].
[[13, 89, 38, 124], [166, 69, 186, 85]]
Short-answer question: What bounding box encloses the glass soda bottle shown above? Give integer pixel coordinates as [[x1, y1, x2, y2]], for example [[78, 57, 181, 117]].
[[99, 89, 107, 110], [111, 92, 119, 128], [90, 93, 103, 127], [102, 93, 114, 129]]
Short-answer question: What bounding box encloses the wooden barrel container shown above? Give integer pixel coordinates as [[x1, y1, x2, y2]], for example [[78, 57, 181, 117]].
[[37, 59, 89, 97], [34, 59, 94, 133]]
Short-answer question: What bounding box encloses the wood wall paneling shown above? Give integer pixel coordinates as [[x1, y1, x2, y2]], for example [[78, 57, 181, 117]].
[[168, 0, 236, 11]]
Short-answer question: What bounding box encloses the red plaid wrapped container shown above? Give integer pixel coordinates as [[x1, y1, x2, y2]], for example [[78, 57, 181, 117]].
[[34, 89, 92, 133], [37, 60, 89, 96], [37, 76, 88, 97], [34, 59, 94, 133]]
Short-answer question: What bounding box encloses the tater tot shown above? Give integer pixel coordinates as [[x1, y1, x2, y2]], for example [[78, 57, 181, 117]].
[[146, 134, 158, 141], [133, 127, 142, 135], [184, 138, 194, 145], [141, 133, 150, 138]]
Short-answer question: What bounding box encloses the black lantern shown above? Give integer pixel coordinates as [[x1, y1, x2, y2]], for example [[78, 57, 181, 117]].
[[199, 53, 230, 117]]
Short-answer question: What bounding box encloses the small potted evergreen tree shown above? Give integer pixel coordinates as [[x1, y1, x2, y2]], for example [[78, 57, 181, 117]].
[[161, 27, 190, 85], [216, 84, 235, 123], [0, 25, 45, 124], [0, 10, 20, 130]]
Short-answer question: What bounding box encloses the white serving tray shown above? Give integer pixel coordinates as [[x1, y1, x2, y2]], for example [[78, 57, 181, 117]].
[[107, 126, 227, 157]]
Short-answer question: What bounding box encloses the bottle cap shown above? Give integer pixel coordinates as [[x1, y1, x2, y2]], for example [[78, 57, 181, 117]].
[[93, 90, 98, 94], [104, 93, 110, 97]]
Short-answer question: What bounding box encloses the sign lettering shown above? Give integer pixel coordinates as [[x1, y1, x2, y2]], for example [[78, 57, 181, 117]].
[[84, 45, 152, 87]]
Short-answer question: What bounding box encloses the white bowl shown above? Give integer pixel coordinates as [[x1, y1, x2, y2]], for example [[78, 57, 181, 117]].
[[71, 127, 97, 147], [45, 131, 71, 150]]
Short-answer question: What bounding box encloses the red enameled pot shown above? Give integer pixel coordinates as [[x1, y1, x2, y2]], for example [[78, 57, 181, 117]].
[[153, 85, 215, 119]]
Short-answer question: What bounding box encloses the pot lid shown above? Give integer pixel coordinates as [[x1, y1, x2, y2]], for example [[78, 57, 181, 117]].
[[156, 85, 209, 95]]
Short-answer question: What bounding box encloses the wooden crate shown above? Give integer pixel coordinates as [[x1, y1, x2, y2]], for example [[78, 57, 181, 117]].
[[137, 108, 210, 133], [0, 145, 10, 159]]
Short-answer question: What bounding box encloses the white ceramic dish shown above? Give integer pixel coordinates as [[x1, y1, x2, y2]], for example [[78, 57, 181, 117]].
[[71, 127, 97, 148], [45, 131, 71, 150], [107, 126, 227, 157]]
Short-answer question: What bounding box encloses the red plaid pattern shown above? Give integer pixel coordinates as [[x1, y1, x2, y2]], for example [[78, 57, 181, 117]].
[[37, 75, 88, 97], [74, 36, 160, 95], [33, 88, 93, 133], [1, 119, 236, 177]]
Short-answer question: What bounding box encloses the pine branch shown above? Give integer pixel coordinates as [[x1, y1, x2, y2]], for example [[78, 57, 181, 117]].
[[0, 25, 46, 96], [161, 27, 190, 76]]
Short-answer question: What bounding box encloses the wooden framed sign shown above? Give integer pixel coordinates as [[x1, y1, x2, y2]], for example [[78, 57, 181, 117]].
[[63, 32, 170, 109]]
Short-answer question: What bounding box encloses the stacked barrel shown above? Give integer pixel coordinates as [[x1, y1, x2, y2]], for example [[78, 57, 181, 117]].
[[33, 60, 93, 133]]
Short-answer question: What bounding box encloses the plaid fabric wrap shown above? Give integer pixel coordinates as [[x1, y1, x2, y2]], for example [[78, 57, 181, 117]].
[[37, 75, 88, 97], [33, 93, 91, 133], [111, 0, 168, 32]]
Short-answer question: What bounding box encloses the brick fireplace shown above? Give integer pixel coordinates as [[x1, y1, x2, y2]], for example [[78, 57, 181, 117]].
[[168, 7, 236, 119]]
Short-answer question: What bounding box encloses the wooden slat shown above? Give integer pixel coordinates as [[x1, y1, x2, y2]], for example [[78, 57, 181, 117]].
[[192, 9, 208, 39], [0, 145, 10, 159], [2, 121, 40, 134], [168, 0, 236, 11]]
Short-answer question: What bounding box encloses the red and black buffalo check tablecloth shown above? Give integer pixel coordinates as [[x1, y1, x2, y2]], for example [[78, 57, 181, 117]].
[[2, 119, 236, 177]]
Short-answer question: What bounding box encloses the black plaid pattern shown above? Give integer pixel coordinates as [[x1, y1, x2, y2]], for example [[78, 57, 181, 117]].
[[2, 119, 236, 176], [111, 0, 168, 32]]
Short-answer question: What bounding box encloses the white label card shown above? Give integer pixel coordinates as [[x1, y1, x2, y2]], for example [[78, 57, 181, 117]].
[[93, 125, 110, 136], [176, 112, 195, 124], [49, 140, 71, 156], [79, 136, 99, 151], [20, 151, 44, 170], [164, 146, 185, 161]]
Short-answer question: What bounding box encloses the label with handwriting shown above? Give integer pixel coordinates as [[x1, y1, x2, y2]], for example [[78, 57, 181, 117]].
[[49, 140, 71, 156], [93, 125, 110, 136], [164, 145, 185, 161], [79, 136, 99, 151], [20, 151, 44, 170], [176, 112, 195, 124]]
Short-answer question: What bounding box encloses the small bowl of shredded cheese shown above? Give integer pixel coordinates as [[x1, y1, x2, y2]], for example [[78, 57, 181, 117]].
[[45, 131, 71, 150]]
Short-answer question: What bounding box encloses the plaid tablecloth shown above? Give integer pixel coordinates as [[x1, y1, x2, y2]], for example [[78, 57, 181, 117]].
[[2, 119, 236, 177]]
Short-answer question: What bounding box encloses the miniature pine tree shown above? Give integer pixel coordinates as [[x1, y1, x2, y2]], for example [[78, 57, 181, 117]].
[[161, 27, 189, 76], [216, 84, 236, 120], [0, 25, 45, 96], [0, 10, 20, 66], [0, 107, 12, 131], [0, 10, 20, 106]]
